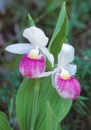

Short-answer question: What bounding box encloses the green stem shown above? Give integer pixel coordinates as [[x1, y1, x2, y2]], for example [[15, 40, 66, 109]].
[[30, 79, 40, 130]]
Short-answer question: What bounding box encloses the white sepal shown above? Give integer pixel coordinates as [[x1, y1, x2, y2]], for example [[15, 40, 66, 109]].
[[52, 74, 55, 87], [5, 43, 33, 54], [64, 64, 77, 76], [23, 26, 49, 46], [39, 46, 54, 67], [58, 43, 75, 67], [52, 68, 60, 87], [52, 68, 60, 88]]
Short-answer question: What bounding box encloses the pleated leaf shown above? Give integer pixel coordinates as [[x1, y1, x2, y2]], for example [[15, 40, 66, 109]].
[[0, 111, 12, 130], [46, 102, 61, 130], [46, 2, 68, 70], [35, 77, 72, 130], [16, 77, 72, 130], [48, 2, 68, 63], [16, 78, 36, 130]]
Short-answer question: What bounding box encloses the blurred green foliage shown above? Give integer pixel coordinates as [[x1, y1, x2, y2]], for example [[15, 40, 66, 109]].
[[0, 0, 91, 129]]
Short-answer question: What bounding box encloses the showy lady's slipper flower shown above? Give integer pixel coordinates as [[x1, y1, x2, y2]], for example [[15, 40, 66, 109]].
[[52, 43, 81, 100], [5, 26, 54, 78]]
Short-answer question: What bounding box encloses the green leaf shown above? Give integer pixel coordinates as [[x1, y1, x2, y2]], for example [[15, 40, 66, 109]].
[[31, 80, 40, 130], [35, 77, 72, 130], [28, 14, 35, 26], [48, 2, 68, 63], [16, 78, 36, 130], [16, 77, 72, 130], [46, 3, 68, 70], [0, 111, 12, 130], [78, 96, 88, 100], [46, 102, 61, 130]]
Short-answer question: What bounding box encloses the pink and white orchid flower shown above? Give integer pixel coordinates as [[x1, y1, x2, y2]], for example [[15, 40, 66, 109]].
[[5, 26, 54, 78], [52, 43, 81, 100]]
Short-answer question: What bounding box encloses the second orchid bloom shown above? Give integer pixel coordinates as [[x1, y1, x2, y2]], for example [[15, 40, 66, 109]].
[[52, 44, 81, 100], [5, 26, 81, 100]]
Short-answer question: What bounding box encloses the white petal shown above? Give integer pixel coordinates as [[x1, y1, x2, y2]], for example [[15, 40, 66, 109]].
[[38, 71, 54, 78], [64, 64, 77, 75], [39, 46, 54, 67], [5, 43, 33, 54], [23, 26, 49, 46], [38, 68, 58, 78], [58, 43, 75, 66]]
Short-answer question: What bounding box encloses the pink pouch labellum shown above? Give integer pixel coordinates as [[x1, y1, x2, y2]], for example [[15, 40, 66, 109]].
[[54, 73, 81, 100], [19, 54, 46, 78]]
